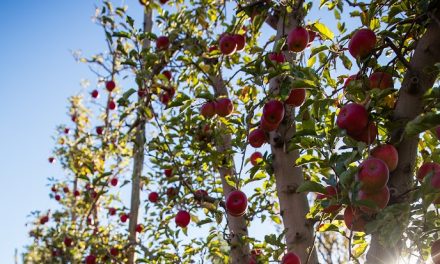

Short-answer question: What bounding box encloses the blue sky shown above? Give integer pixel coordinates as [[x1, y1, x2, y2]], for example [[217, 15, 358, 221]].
[[0, 1, 361, 263]]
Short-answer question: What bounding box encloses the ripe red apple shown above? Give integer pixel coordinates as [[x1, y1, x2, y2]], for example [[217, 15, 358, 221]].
[[85, 255, 96, 264], [348, 28, 376, 59], [336, 103, 369, 135], [226, 190, 248, 217], [219, 34, 237, 55], [63, 186, 69, 193], [248, 128, 266, 148], [431, 239, 440, 264], [106, 80, 116, 92], [55, 194, 61, 201], [120, 213, 129, 223], [51, 186, 57, 192], [201, 101, 216, 118], [40, 215, 49, 225], [233, 34, 246, 51], [369, 71, 393, 90], [96, 126, 104, 135], [344, 206, 366, 232], [281, 252, 301, 264], [268, 52, 286, 63], [175, 210, 191, 228], [108, 207, 116, 216], [285, 88, 306, 107], [287, 26, 309, 52], [48, 157, 56, 164], [159, 0, 169, 4], [250, 152, 263, 166], [136, 224, 144, 233], [371, 144, 399, 172], [156, 36, 170, 50], [262, 100, 285, 125], [215, 98, 233, 117], [164, 168, 173, 178], [64, 128, 70, 134], [110, 177, 118, 186], [358, 186, 390, 214], [167, 86, 176, 98], [356, 158, 389, 193], [74, 190, 80, 197], [160, 92, 170, 105], [138, 89, 147, 97], [64, 237, 73, 247], [110, 247, 119, 256], [316, 186, 341, 214], [162, 70, 172, 80], [71, 114, 77, 122], [416, 162, 440, 181], [148, 192, 159, 203], [350, 122, 377, 145], [108, 100, 116, 110], [260, 115, 279, 132]]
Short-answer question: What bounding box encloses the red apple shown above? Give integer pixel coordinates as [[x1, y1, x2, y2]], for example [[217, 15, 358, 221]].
[[348, 28, 376, 59], [226, 190, 248, 217], [63, 186, 69, 193], [416, 162, 440, 181], [110, 177, 118, 186], [74, 190, 80, 197], [262, 100, 285, 125], [268, 52, 285, 63], [164, 168, 173, 178], [285, 88, 306, 107], [159, 0, 169, 4], [167, 86, 176, 98], [219, 34, 237, 55], [55, 194, 61, 201], [431, 239, 440, 264], [287, 27, 309, 52], [51, 186, 57, 192], [48, 157, 56, 164], [106, 80, 116, 92], [85, 255, 96, 264], [350, 122, 377, 145], [156, 36, 170, 50], [371, 144, 399, 172], [250, 152, 263, 166], [136, 224, 144, 233], [120, 213, 129, 223], [110, 247, 119, 256], [233, 34, 246, 51], [316, 186, 341, 214], [175, 210, 191, 228], [64, 237, 73, 247], [358, 186, 390, 214], [108, 100, 116, 110], [64, 128, 70, 134], [336, 103, 369, 135], [96, 126, 104, 135], [40, 215, 49, 225], [344, 206, 366, 232], [162, 70, 172, 80], [90, 89, 99, 98], [215, 98, 233, 117], [356, 158, 389, 193], [201, 101, 216, 118], [194, 190, 208, 202], [138, 89, 147, 97], [281, 252, 301, 264], [369, 71, 393, 90], [148, 192, 159, 203], [108, 207, 116, 216], [248, 128, 266, 148]]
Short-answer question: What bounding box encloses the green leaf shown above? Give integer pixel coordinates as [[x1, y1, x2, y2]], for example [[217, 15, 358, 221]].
[[297, 181, 326, 194], [314, 22, 334, 40], [405, 112, 440, 136]]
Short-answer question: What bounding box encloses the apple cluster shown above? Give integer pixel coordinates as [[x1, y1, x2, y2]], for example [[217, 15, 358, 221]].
[[344, 144, 399, 231], [336, 103, 377, 145], [200, 97, 234, 118], [219, 33, 246, 56]]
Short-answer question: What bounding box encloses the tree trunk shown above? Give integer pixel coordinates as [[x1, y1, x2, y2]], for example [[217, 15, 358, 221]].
[[127, 8, 152, 264], [269, 11, 318, 264], [366, 8, 440, 264], [212, 74, 250, 263]]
